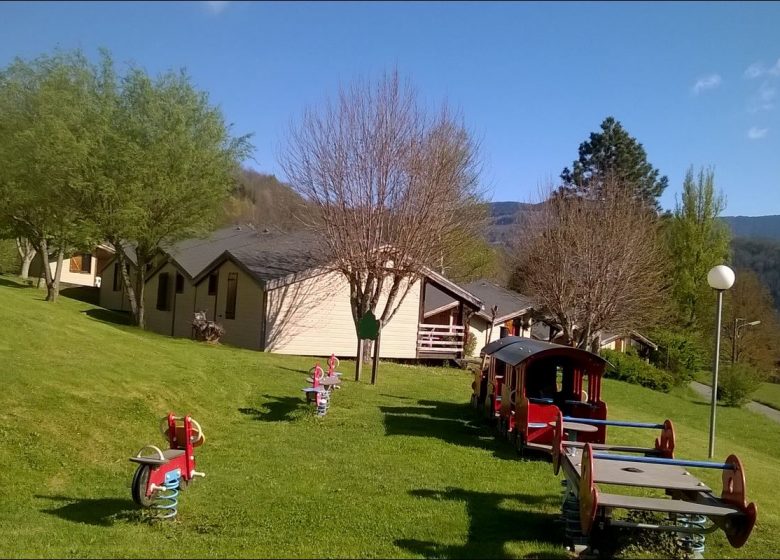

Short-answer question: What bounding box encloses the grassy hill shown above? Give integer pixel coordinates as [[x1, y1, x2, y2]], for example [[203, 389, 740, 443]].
[[0, 276, 778, 558]]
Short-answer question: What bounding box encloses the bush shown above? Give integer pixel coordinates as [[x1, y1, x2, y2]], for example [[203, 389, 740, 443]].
[[647, 327, 706, 385], [464, 332, 477, 357], [717, 363, 764, 407], [601, 348, 674, 393]]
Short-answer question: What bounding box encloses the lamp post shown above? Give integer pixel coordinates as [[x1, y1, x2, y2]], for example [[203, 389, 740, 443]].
[[731, 318, 761, 365], [706, 265, 735, 458]]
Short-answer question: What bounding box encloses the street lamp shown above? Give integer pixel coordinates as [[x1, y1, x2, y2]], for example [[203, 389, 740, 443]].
[[706, 265, 735, 458], [732, 318, 761, 365]]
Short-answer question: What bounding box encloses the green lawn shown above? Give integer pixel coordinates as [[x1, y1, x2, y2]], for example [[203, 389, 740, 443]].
[[753, 382, 780, 411], [1, 276, 779, 559]]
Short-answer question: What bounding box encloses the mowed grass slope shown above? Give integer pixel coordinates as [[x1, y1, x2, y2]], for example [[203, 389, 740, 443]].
[[0, 276, 778, 559]]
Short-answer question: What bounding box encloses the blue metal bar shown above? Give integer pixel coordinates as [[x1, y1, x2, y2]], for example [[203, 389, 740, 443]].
[[592, 452, 734, 470], [563, 416, 663, 429]]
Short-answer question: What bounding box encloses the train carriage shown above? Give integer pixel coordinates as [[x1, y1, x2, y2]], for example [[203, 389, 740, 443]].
[[473, 336, 609, 452]]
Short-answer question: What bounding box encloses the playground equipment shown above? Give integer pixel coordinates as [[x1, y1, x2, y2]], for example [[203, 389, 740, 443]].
[[129, 413, 206, 519], [550, 411, 676, 475], [474, 337, 609, 452], [303, 355, 342, 416], [471, 336, 758, 554], [557, 441, 757, 557]]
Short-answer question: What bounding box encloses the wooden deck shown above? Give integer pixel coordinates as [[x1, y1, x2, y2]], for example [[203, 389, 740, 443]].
[[417, 323, 464, 359]]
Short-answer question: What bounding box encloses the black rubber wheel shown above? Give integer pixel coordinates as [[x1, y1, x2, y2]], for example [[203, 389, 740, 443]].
[[131, 464, 154, 507]]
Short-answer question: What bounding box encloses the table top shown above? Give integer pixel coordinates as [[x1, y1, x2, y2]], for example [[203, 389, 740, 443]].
[[549, 421, 599, 433], [562, 447, 711, 492]]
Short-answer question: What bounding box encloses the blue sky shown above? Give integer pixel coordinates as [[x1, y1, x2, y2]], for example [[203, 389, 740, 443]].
[[1, 1, 779, 216]]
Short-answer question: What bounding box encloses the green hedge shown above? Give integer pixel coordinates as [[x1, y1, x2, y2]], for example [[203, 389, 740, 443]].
[[601, 348, 674, 393]]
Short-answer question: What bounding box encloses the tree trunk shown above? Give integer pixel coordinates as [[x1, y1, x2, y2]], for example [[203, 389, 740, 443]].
[[49, 247, 64, 302], [16, 237, 36, 279], [361, 339, 373, 364], [115, 248, 140, 324], [134, 262, 146, 328], [36, 238, 56, 302]]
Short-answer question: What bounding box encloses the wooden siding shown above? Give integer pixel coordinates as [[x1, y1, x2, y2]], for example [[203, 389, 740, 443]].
[[29, 253, 98, 287], [143, 263, 198, 339], [98, 259, 131, 311], [209, 260, 265, 350], [266, 271, 421, 359]]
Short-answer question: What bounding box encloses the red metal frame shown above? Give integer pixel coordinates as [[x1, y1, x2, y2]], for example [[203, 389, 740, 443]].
[[145, 413, 198, 496]]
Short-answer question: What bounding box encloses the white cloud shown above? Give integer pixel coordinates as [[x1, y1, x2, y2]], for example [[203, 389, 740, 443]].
[[744, 58, 780, 79], [747, 126, 769, 140], [748, 82, 777, 112], [204, 1, 230, 14], [691, 74, 722, 95]]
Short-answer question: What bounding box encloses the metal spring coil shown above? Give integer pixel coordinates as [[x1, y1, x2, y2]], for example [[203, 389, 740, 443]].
[[153, 475, 180, 520], [676, 513, 706, 556]]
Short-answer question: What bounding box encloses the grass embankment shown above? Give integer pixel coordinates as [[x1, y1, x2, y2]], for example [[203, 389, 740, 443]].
[[0, 276, 778, 558], [694, 370, 780, 411]]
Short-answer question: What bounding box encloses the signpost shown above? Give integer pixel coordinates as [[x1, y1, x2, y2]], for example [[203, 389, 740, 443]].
[[357, 310, 381, 384]]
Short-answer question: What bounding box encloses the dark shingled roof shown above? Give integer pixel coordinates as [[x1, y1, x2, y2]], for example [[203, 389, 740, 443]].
[[163, 226, 261, 279], [424, 279, 534, 323], [481, 336, 607, 368], [226, 230, 327, 284]]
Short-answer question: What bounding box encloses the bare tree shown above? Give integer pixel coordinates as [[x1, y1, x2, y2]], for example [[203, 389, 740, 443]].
[[513, 175, 666, 350], [280, 70, 482, 362]]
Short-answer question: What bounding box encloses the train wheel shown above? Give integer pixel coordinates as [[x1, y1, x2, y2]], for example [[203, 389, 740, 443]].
[[131, 464, 154, 507]]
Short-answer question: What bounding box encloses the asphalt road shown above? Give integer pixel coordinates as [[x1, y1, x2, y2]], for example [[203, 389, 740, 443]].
[[690, 380, 780, 424]]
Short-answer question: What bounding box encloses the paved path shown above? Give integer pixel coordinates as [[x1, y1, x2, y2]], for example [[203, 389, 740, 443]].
[[689, 381, 780, 424]]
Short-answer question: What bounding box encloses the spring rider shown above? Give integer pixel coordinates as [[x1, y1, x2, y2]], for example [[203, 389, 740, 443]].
[[129, 413, 206, 518]]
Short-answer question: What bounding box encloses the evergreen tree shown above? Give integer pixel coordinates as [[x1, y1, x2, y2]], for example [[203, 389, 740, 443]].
[[560, 116, 668, 210]]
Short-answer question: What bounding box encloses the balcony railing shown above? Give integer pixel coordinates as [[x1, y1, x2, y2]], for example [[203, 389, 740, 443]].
[[417, 323, 465, 355]]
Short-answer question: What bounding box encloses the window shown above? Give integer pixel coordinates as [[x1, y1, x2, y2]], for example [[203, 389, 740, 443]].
[[208, 273, 218, 296], [112, 262, 121, 291], [225, 272, 238, 320], [156, 273, 170, 311], [69, 254, 92, 274], [175, 273, 184, 294]]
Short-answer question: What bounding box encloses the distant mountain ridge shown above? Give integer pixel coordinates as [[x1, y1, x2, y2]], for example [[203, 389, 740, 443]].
[[722, 215, 780, 241], [487, 202, 780, 243]]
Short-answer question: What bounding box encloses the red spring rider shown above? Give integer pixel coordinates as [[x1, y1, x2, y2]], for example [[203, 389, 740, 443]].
[[129, 413, 206, 516]]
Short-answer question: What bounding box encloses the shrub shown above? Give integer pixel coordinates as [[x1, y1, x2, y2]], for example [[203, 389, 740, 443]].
[[647, 327, 706, 385], [717, 363, 764, 407], [464, 332, 477, 357], [600, 348, 674, 393]]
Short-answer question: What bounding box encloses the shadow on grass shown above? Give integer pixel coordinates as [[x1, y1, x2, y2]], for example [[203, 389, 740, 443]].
[[395, 487, 566, 559], [239, 394, 308, 422], [0, 276, 34, 289], [60, 285, 99, 305], [82, 308, 132, 326], [37, 495, 138, 527], [380, 400, 523, 461]]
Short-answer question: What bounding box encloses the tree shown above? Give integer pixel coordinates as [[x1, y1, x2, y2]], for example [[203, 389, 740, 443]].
[[82, 56, 252, 327], [281, 70, 483, 378], [666, 167, 731, 329], [560, 116, 668, 210], [722, 269, 780, 372], [513, 174, 666, 350], [222, 168, 308, 232], [0, 51, 99, 301]]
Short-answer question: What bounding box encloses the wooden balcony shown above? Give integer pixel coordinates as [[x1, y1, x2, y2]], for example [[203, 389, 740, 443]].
[[417, 323, 465, 359]]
